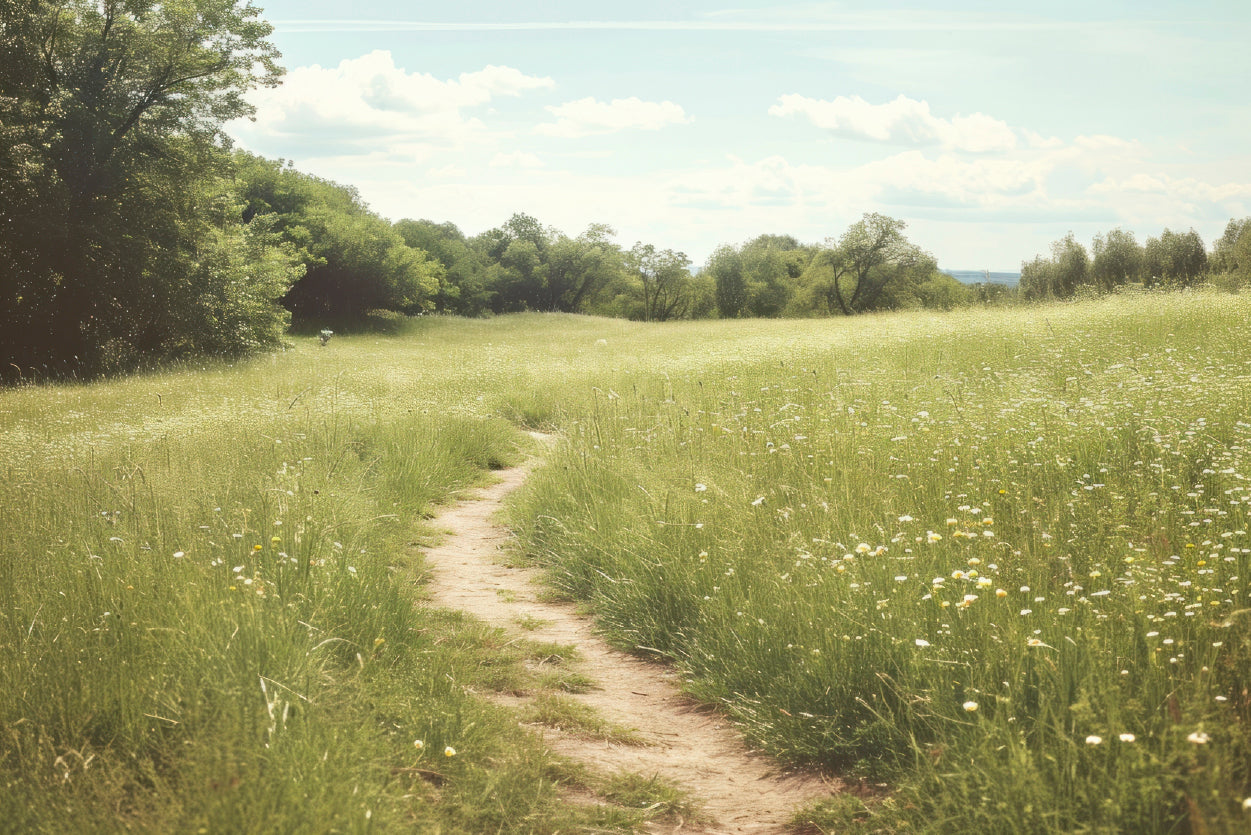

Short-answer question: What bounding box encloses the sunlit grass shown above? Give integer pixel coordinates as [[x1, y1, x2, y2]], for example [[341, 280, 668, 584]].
[[6, 297, 1251, 832], [510, 292, 1251, 833], [0, 315, 694, 831]]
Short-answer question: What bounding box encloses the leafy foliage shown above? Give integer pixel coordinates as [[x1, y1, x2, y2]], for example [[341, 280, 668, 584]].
[[0, 0, 290, 378], [233, 154, 440, 328]]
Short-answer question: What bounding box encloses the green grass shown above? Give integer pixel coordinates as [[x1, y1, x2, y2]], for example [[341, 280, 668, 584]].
[[519, 694, 647, 745], [507, 293, 1251, 833], [0, 316, 700, 832], [6, 299, 1251, 832]]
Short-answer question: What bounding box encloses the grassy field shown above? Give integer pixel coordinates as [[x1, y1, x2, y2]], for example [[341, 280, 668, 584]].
[[3, 296, 1251, 832]]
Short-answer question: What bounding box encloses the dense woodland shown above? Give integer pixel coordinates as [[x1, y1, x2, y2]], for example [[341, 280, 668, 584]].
[[3, 0, 1251, 381]]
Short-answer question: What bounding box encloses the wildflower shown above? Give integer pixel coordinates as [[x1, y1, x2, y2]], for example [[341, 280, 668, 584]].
[[271, 536, 282, 546], [898, 515, 914, 523], [915, 639, 931, 647], [695, 483, 707, 492], [1086, 735, 1102, 745], [173, 551, 185, 559], [996, 588, 1008, 598], [1187, 731, 1210, 745], [752, 496, 765, 506], [1119, 733, 1136, 743], [856, 542, 872, 554], [1243, 797, 1251, 811], [963, 701, 978, 712], [444, 746, 456, 757], [1027, 638, 1047, 647], [928, 531, 943, 543], [253, 544, 263, 552]]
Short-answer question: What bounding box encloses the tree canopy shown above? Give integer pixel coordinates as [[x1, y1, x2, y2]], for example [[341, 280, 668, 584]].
[[1, 0, 288, 378]]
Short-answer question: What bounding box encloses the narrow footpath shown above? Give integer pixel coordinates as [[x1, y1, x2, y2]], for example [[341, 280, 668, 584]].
[[418, 448, 841, 833]]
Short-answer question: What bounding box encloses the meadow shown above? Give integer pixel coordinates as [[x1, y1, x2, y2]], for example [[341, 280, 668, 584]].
[[2, 294, 1250, 832]]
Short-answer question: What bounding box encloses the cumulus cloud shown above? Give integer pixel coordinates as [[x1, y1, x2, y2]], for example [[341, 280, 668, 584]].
[[229, 51, 554, 154], [769, 93, 1018, 153], [535, 97, 691, 138]]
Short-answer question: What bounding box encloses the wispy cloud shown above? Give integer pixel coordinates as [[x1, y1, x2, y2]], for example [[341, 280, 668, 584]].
[[770, 94, 1018, 153], [536, 97, 691, 138], [269, 18, 1091, 34]]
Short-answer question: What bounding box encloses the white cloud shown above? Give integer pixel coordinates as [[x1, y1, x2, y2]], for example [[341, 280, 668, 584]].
[[489, 151, 545, 169], [1074, 134, 1138, 151], [427, 164, 467, 179], [229, 51, 554, 155], [535, 97, 691, 138], [1088, 173, 1251, 206], [770, 93, 1018, 153]]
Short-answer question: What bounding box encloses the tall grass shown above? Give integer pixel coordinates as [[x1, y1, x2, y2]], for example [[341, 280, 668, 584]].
[[8, 301, 1251, 832], [510, 293, 1251, 833], [0, 316, 662, 832]]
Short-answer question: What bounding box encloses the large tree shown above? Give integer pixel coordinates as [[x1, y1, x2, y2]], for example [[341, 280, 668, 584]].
[[540, 224, 623, 313], [1, 0, 287, 376], [626, 243, 693, 322], [818, 213, 928, 315]]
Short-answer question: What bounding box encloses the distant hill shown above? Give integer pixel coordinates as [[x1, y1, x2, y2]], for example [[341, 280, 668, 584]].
[[943, 270, 1020, 287]]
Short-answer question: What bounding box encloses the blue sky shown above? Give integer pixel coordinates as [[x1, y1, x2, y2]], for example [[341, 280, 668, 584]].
[[227, 1, 1251, 271]]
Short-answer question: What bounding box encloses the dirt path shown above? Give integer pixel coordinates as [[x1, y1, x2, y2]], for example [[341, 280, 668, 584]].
[[419, 448, 841, 833]]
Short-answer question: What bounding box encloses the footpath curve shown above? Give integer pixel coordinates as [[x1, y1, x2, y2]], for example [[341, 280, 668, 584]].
[[418, 447, 841, 833]]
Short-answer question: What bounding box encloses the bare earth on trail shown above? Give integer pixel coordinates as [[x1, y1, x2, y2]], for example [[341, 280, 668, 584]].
[[418, 448, 842, 833]]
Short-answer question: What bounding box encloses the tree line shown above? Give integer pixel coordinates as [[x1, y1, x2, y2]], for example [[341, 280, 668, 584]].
[[1020, 222, 1251, 299], [397, 211, 985, 322]]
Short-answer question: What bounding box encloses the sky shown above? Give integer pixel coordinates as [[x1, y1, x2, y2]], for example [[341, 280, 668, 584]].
[[226, 0, 1251, 272]]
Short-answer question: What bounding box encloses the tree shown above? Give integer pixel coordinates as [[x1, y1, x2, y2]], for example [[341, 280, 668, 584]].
[[625, 243, 693, 322], [1210, 218, 1251, 285], [1019, 254, 1058, 301], [741, 235, 806, 317], [394, 219, 495, 315], [1091, 228, 1142, 290], [540, 224, 623, 313], [818, 213, 927, 315], [1, 0, 287, 376], [234, 154, 439, 327], [707, 245, 747, 318], [1050, 233, 1089, 297], [1143, 228, 1207, 287], [1019, 233, 1089, 299]]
